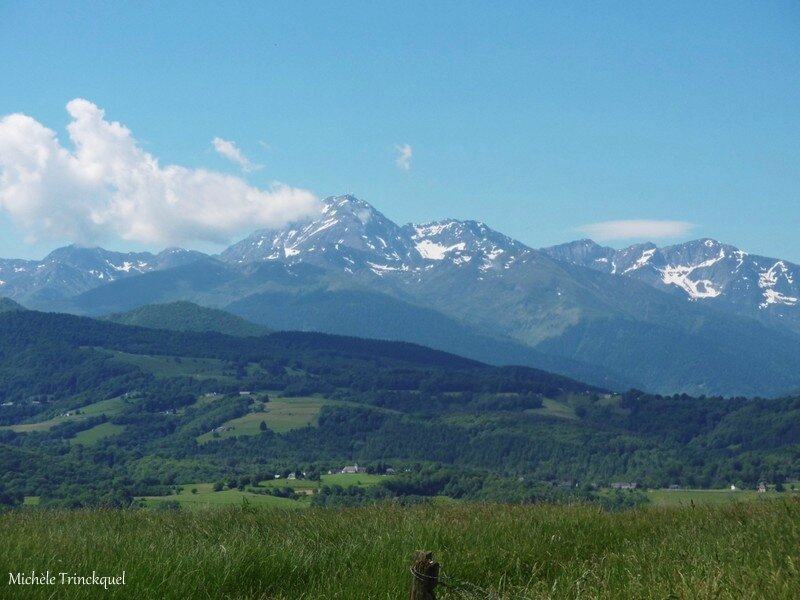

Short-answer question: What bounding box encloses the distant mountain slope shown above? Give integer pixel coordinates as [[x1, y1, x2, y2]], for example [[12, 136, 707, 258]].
[[0, 297, 25, 312], [218, 196, 800, 395], [69, 257, 240, 316], [0, 245, 207, 311], [0, 309, 513, 376], [543, 239, 800, 333], [226, 288, 635, 390], [68, 253, 632, 390], [103, 301, 269, 337], [2, 194, 799, 397]]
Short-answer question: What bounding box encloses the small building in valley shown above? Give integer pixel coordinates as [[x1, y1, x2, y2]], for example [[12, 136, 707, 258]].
[[341, 464, 365, 474], [610, 482, 637, 490]]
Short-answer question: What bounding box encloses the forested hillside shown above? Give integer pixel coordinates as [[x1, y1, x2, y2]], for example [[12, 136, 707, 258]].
[[0, 309, 797, 509], [103, 301, 269, 336]]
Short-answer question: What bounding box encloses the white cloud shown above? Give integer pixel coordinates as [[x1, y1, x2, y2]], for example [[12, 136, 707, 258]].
[[212, 136, 262, 172], [578, 219, 696, 241], [0, 99, 321, 246], [394, 143, 412, 171]]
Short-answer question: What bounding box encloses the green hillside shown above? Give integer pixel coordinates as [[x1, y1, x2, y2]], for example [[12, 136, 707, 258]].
[[103, 301, 269, 337], [0, 309, 797, 511]]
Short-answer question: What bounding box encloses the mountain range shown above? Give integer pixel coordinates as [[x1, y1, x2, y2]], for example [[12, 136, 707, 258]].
[[543, 238, 800, 333], [2, 194, 799, 397]]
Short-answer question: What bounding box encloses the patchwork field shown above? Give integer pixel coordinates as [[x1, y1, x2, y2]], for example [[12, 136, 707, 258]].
[[142, 479, 784, 513], [141, 472, 393, 509], [528, 397, 578, 419], [70, 422, 126, 445], [196, 396, 326, 442], [1, 397, 125, 433], [196, 395, 375, 442], [107, 350, 233, 380], [140, 483, 302, 510], [259, 472, 389, 490]]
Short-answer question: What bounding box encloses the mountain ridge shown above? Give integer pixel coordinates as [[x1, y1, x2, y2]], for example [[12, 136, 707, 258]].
[[542, 238, 800, 332], [2, 194, 799, 396]]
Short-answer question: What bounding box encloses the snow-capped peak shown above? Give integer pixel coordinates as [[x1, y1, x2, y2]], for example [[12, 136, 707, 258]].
[[404, 219, 529, 269], [542, 237, 800, 316], [220, 197, 537, 277], [220, 195, 416, 270]]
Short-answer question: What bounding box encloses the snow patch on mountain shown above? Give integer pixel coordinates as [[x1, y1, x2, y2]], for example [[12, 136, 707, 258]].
[[623, 248, 656, 274], [486, 248, 504, 261], [758, 262, 798, 308], [301, 217, 340, 241], [661, 266, 721, 299], [658, 248, 726, 299], [761, 289, 798, 308], [108, 260, 136, 272], [367, 262, 409, 276], [733, 250, 747, 271], [415, 240, 466, 260], [413, 223, 451, 238]]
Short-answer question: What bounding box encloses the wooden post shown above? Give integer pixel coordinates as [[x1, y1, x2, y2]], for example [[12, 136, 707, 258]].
[[409, 551, 439, 600]]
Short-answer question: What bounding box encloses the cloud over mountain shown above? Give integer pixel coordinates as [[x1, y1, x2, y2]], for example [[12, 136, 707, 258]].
[[0, 99, 320, 246], [578, 219, 696, 241]]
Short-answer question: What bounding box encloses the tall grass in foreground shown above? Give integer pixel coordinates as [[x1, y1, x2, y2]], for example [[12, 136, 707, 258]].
[[1, 499, 798, 599]]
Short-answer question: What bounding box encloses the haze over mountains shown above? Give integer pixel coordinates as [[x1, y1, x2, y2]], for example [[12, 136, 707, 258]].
[[2, 195, 799, 397]]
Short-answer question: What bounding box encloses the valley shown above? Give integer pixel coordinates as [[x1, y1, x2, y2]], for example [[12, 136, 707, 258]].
[[3, 7, 799, 598], [0, 307, 797, 513]]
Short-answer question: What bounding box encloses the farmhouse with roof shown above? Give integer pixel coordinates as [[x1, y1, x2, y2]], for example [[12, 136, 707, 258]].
[[341, 463, 365, 474]]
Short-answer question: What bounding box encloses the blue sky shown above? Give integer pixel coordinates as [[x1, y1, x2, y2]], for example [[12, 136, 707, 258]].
[[1, 1, 798, 261]]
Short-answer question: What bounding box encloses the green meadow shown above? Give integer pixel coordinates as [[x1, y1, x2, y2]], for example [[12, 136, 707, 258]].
[[196, 395, 379, 441], [141, 473, 392, 509], [528, 397, 578, 419], [70, 422, 126, 446], [647, 488, 761, 506], [140, 483, 302, 510], [106, 350, 233, 380], [140, 481, 782, 513], [1, 499, 797, 599], [1, 397, 125, 433], [256, 472, 389, 492], [195, 395, 329, 442]]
